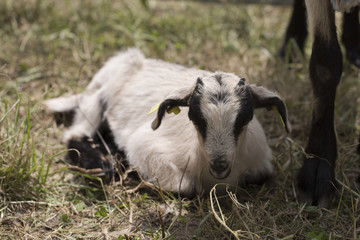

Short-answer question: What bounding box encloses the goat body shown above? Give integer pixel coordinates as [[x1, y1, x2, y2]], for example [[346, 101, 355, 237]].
[[45, 49, 289, 197]]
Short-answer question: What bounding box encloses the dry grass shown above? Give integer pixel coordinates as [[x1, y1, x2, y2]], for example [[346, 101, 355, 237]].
[[0, 0, 359, 239]]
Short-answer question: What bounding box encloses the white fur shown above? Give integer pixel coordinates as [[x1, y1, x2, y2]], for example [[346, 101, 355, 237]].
[[305, 0, 333, 42], [45, 48, 275, 196], [306, 0, 360, 42]]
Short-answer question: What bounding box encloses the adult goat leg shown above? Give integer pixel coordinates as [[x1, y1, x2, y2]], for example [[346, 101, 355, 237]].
[[298, 0, 342, 207], [342, 7, 360, 68], [279, 0, 308, 59]]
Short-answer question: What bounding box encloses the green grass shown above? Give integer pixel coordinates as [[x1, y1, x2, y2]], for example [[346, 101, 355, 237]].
[[0, 0, 359, 239]]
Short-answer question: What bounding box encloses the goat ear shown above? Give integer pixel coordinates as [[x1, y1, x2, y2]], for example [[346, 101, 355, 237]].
[[248, 84, 291, 133], [151, 87, 192, 130]]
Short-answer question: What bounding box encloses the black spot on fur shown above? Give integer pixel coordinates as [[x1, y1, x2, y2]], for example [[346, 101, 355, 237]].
[[54, 110, 75, 127], [66, 119, 126, 183], [67, 137, 110, 169], [93, 120, 125, 160]]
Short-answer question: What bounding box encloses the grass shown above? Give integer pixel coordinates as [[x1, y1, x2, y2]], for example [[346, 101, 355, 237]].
[[0, 0, 359, 239]]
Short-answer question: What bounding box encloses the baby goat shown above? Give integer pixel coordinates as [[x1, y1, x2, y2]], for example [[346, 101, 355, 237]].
[[45, 48, 289, 197]]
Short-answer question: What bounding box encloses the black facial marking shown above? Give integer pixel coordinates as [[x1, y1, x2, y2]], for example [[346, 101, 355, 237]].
[[214, 74, 223, 86], [233, 86, 254, 140], [210, 75, 230, 105], [188, 81, 207, 139], [209, 90, 229, 105]]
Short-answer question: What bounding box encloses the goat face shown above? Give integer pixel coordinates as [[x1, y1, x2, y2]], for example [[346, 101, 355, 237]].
[[187, 74, 254, 179], [152, 73, 290, 180]]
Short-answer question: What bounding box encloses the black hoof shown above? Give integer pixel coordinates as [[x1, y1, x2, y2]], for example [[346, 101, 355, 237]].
[[297, 156, 337, 208]]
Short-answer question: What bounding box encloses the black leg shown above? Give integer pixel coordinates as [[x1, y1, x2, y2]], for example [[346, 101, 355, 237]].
[[298, 1, 342, 207], [342, 7, 360, 68], [279, 0, 308, 59], [66, 120, 126, 183]]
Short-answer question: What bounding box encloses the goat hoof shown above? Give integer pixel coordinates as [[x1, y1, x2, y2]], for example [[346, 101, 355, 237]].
[[297, 188, 334, 208], [297, 157, 337, 208]]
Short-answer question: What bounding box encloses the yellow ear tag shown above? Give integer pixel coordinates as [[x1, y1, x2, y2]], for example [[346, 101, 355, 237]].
[[272, 106, 286, 129], [148, 103, 160, 116], [147, 103, 181, 116], [272, 91, 286, 129], [167, 106, 181, 115]]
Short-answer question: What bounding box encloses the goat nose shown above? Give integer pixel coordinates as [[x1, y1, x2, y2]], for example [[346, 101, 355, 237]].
[[211, 159, 229, 172], [209, 158, 231, 179]]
